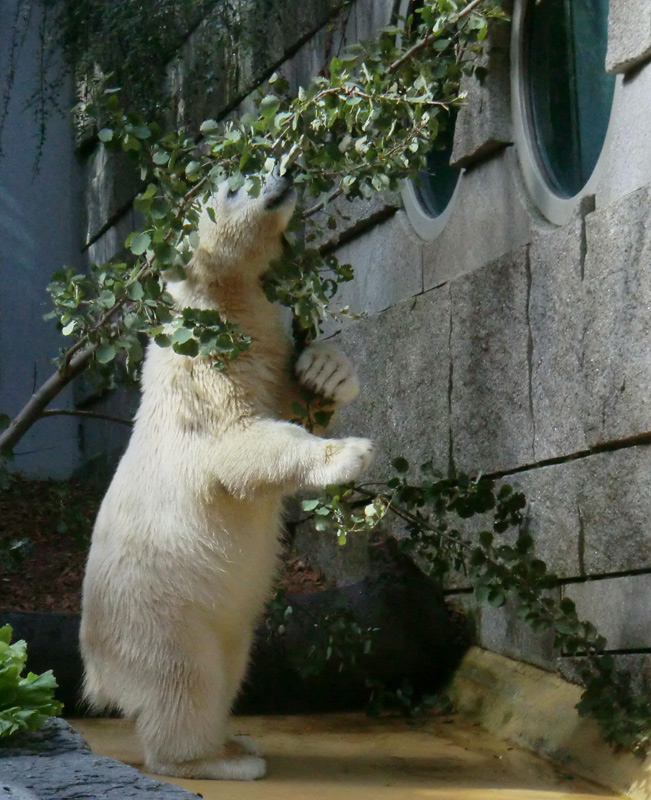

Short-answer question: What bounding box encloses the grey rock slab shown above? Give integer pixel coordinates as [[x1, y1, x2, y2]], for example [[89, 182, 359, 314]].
[[450, 19, 512, 169], [422, 149, 532, 289], [166, 0, 345, 130], [83, 149, 141, 248], [325, 210, 423, 326], [528, 210, 590, 460], [0, 719, 197, 799], [309, 190, 401, 253], [450, 592, 559, 672], [594, 66, 651, 208], [450, 247, 535, 475], [331, 285, 451, 483], [582, 185, 651, 446], [501, 447, 651, 579], [606, 0, 651, 74], [563, 574, 651, 650]]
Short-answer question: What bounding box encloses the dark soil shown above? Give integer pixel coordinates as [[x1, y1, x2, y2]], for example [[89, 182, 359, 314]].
[[0, 475, 331, 613]]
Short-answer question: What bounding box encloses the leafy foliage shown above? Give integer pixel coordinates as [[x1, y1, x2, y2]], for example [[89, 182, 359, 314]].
[[301, 459, 651, 757], [0, 625, 62, 737]]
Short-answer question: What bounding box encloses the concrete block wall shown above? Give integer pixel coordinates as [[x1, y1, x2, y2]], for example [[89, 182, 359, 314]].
[[82, 0, 651, 679], [322, 2, 651, 678]]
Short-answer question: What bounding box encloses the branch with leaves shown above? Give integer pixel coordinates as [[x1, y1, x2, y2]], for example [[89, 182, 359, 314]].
[[0, 0, 506, 460], [298, 460, 651, 757]]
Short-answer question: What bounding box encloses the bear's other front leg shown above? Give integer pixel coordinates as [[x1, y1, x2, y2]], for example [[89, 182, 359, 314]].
[[296, 341, 360, 406], [205, 420, 373, 496]]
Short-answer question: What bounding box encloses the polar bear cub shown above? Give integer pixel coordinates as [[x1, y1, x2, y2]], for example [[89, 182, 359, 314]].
[[80, 172, 372, 780]]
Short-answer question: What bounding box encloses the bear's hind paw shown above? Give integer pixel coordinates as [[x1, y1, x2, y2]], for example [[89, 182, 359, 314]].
[[149, 754, 267, 781]]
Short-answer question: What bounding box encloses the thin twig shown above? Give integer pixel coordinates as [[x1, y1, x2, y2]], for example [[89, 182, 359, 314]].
[[388, 0, 485, 74], [40, 409, 133, 426]]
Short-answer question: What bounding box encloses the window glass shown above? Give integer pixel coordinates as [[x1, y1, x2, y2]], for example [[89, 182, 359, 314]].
[[524, 0, 615, 198], [413, 109, 460, 218]]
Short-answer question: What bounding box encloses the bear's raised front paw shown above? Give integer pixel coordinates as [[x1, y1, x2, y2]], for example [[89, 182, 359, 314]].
[[322, 437, 374, 484], [296, 342, 360, 406]]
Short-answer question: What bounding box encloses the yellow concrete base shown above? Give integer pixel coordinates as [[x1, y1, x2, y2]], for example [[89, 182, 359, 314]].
[[72, 713, 619, 800], [450, 648, 651, 800]]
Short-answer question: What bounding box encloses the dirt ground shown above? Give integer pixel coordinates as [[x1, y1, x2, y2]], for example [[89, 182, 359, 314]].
[[0, 474, 331, 612]]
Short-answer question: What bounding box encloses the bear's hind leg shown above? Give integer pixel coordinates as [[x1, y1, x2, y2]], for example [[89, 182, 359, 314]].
[[138, 658, 265, 780]]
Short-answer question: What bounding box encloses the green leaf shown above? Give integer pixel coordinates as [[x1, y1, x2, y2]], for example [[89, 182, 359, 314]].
[[260, 94, 281, 119], [127, 281, 144, 301], [96, 344, 116, 364], [302, 498, 321, 512], [392, 457, 409, 473], [200, 119, 219, 135], [128, 232, 152, 256], [98, 128, 113, 143]]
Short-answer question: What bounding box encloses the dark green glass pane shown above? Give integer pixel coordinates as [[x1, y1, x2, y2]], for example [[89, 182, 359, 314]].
[[414, 110, 460, 217], [524, 0, 615, 197]]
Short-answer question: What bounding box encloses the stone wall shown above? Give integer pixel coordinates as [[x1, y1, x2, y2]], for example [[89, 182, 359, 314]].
[[81, 0, 651, 677], [0, 0, 83, 479]]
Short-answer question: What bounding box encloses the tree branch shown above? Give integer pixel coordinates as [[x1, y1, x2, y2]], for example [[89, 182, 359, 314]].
[[0, 346, 95, 454], [40, 408, 133, 426]]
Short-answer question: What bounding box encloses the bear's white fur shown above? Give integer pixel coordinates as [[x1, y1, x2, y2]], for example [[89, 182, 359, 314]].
[[80, 173, 372, 780]]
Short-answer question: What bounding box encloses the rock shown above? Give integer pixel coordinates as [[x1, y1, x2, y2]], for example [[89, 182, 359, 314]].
[[0, 719, 197, 799]]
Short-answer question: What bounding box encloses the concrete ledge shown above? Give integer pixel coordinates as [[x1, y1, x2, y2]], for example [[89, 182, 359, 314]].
[[450, 647, 651, 798]]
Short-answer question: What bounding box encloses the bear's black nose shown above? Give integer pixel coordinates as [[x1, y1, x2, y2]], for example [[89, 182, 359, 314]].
[[263, 169, 296, 209]]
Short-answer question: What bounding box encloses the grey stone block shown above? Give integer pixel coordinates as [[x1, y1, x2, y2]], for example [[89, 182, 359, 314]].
[[595, 66, 651, 208], [563, 574, 651, 650], [167, 0, 345, 130], [326, 210, 423, 324], [450, 247, 535, 475], [0, 719, 196, 799], [85, 210, 136, 268], [84, 148, 141, 248], [528, 211, 590, 460], [422, 149, 532, 289], [332, 285, 451, 481], [510, 448, 651, 578], [582, 185, 651, 446], [308, 190, 401, 253], [450, 19, 512, 169], [606, 0, 651, 74], [450, 592, 559, 671]]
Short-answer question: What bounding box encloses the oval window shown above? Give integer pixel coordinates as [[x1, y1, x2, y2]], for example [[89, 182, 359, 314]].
[[523, 0, 615, 198]]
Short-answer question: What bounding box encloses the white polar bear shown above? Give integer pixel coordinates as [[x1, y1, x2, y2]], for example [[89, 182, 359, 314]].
[[79, 172, 372, 781]]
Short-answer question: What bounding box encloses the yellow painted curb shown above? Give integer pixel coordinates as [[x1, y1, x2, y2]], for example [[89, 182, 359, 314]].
[[450, 647, 651, 799]]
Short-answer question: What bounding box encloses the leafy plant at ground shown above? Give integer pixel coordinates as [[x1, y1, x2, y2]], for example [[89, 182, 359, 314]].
[[299, 459, 651, 757], [0, 625, 62, 737], [263, 588, 449, 716]]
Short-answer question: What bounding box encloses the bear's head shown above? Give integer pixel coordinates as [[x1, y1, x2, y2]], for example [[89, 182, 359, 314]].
[[185, 171, 297, 287]]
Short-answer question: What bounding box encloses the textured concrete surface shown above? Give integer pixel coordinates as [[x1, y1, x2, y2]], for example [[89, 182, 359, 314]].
[[333, 287, 451, 480], [72, 711, 619, 800], [563, 574, 651, 651], [326, 211, 423, 322], [595, 69, 651, 207], [450, 20, 512, 168], [528, 211, 589, 461], [450, 247, 534, 475], [583, 186, 651, 446], [422, 149, 532, 289], [606, 0, 651, 73]]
